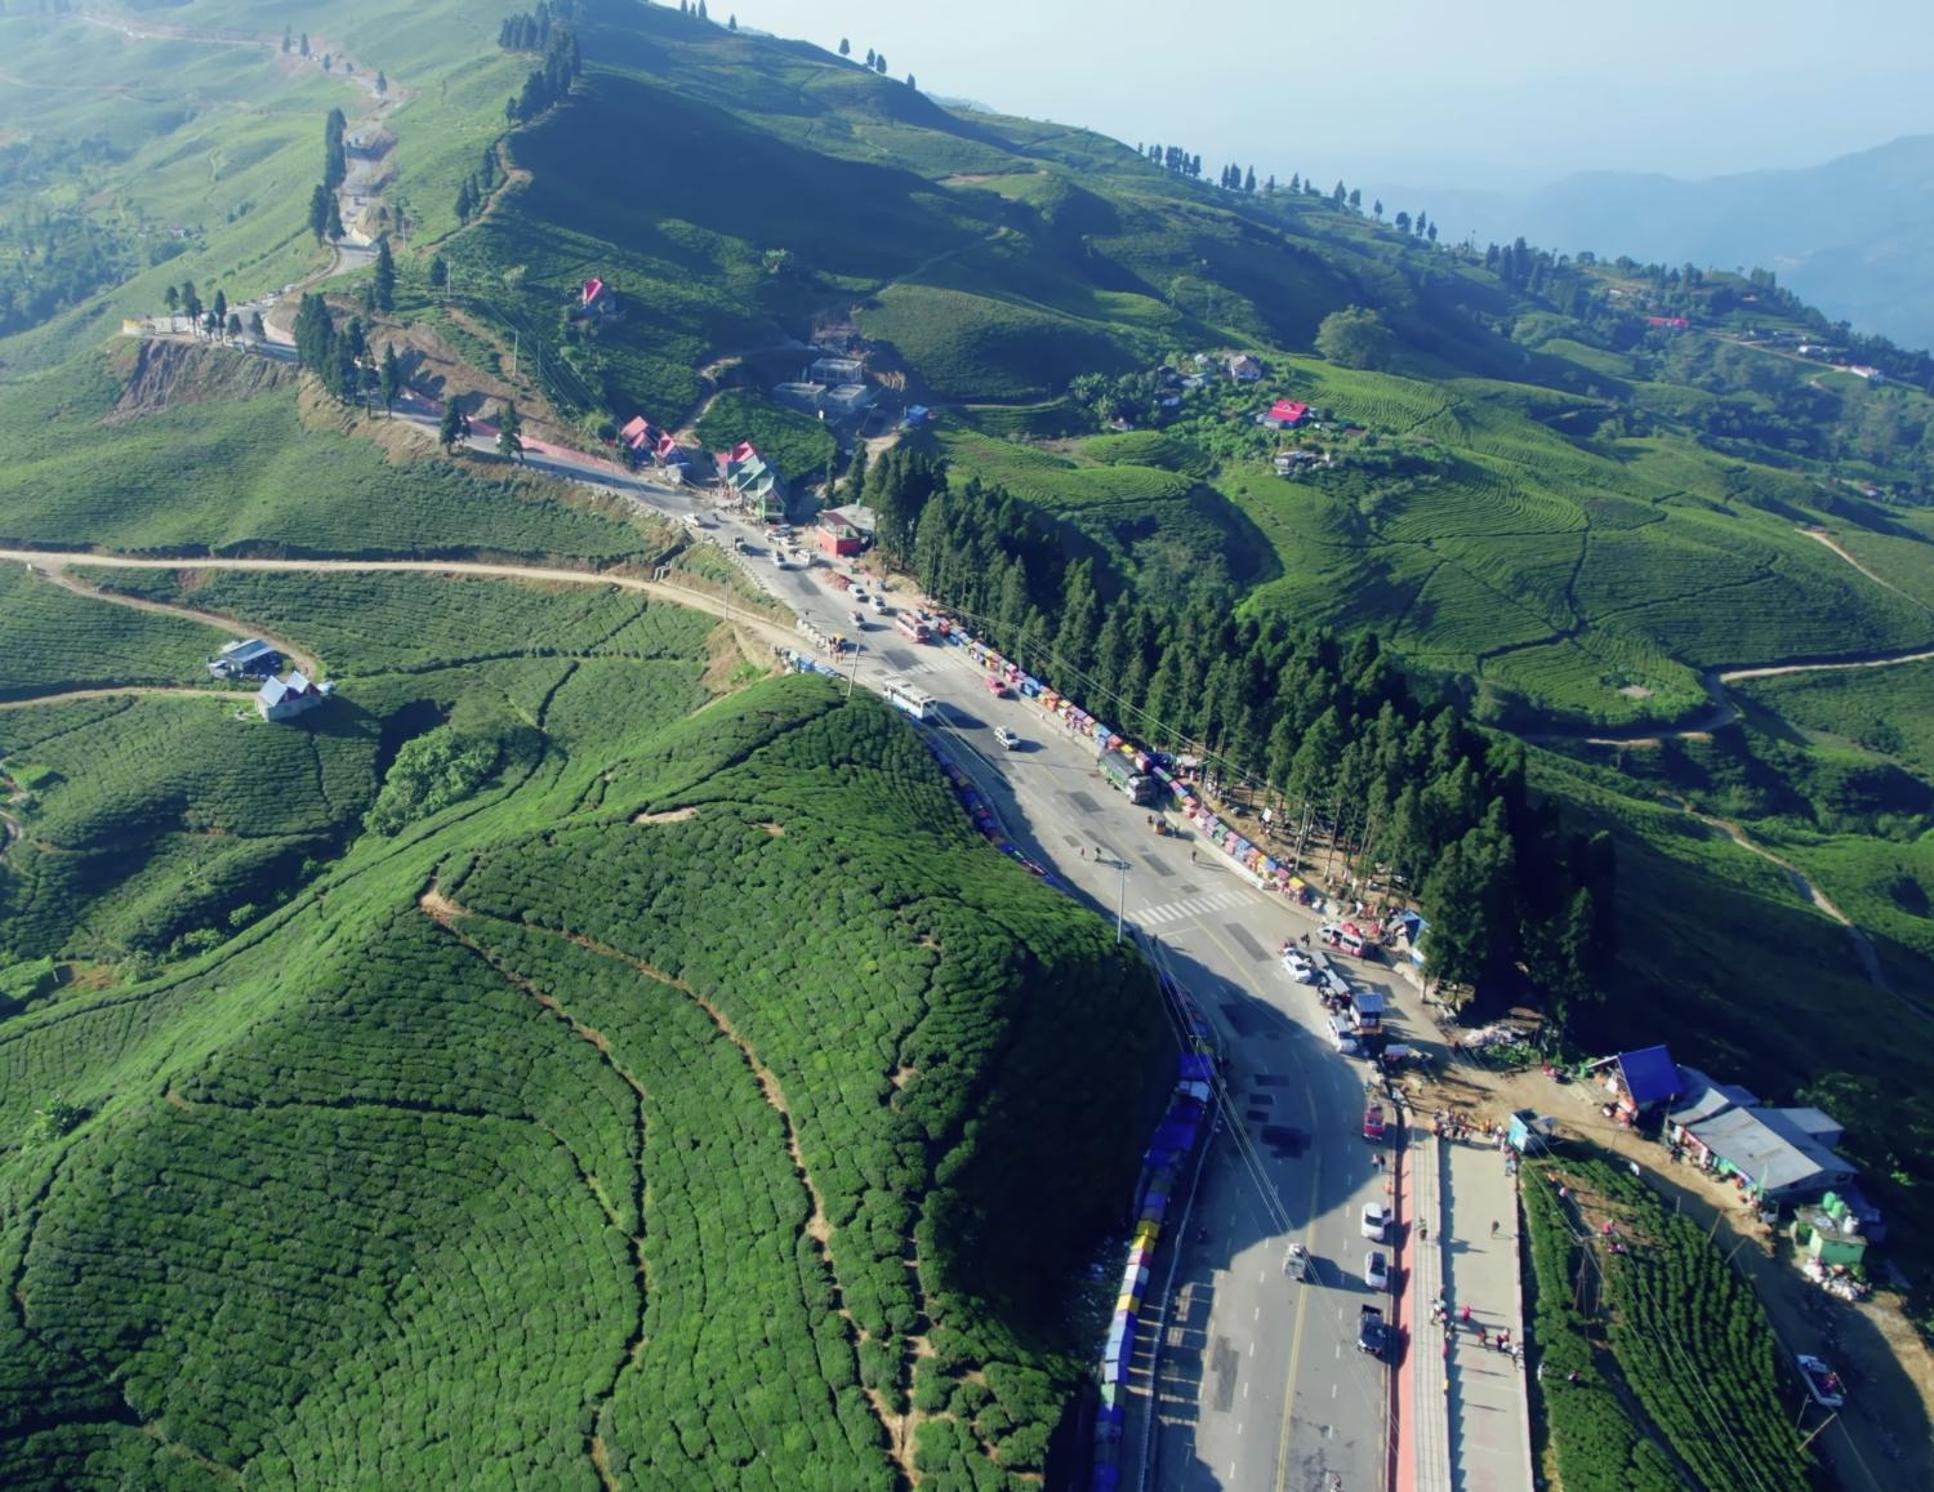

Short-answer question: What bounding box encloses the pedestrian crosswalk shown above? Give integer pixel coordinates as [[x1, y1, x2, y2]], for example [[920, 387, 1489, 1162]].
[[1134, 887, 1251, 926]]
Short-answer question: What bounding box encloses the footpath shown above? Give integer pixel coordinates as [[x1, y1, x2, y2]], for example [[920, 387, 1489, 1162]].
[[1430, 1139, 1533, 1492]]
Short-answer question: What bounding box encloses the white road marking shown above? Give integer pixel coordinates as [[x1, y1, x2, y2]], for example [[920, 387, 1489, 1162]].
[[1135, 887, 1249, 924]]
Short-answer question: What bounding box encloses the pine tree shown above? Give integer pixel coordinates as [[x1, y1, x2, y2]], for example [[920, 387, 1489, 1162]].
[[308, 184, 333, 242], [1289, 173, 1301, 194], [438, 401, 466, 452], [372, 236, 396, 313], [428, 254, 448, 290], [839, 38, 850, 57], [1244, 166, 1257, 193], [325, 194, 344, 240]]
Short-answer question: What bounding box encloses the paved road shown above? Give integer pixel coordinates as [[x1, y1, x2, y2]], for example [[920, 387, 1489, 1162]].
[[731, 540, 1408, 1492]]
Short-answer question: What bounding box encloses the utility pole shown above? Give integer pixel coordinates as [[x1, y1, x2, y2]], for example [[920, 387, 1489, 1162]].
[[509, 328, 519, 382], [844, 639, 861, 700], [1115, 855, 1127, 945]]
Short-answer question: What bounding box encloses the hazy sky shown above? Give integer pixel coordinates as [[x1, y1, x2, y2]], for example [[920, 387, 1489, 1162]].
[[748, 0, 1934, 188]]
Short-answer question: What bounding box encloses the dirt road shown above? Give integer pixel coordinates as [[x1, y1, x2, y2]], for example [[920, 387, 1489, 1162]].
[[0, 550, 800, 657]]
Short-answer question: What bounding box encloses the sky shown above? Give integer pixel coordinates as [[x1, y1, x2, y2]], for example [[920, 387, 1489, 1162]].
[[748, 0, 1934, 190]]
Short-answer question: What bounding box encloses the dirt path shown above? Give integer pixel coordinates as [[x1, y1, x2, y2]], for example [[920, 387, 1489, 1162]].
[[1795, 527, 1920, 607], [28, 562, 324, 677], [0, 686, 241, 712], [0, 549, 800, 655]]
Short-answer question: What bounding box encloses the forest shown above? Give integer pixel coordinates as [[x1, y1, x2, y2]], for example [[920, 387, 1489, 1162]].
[[862, 446, 1618, 1011]]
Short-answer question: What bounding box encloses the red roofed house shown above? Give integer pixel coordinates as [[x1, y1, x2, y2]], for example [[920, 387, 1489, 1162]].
[[619, 415, 651, 450], [1265, 398, 1310, 429], [1645, 315, 1688, 330], [581, 278, 615, 317]]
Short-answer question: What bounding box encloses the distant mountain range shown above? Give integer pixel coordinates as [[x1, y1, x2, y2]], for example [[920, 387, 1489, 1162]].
[[1397, 135, 1934, 352]]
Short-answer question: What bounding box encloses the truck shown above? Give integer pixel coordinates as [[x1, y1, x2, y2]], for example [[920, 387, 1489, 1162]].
[[1357, 1304, 1387, 1358], [1099, 750, 1157, 805]]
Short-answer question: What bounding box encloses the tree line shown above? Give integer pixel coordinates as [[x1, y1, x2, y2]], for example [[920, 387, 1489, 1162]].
[[292, 292, 400, 414], [505, 27, 582, 124], [160, 278, 256, 343], [454, 145, 506, 226], [858, 449, 1617, 1010], [497, 2, 570, 52]]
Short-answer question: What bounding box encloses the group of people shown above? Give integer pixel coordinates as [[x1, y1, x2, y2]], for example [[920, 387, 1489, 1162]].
[[1433, 1292, 1525, 1367]]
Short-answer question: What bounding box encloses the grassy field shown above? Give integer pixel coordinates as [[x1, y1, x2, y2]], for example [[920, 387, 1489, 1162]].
[[1737, 659, 1934, 784], [0, 345, 669, 560]]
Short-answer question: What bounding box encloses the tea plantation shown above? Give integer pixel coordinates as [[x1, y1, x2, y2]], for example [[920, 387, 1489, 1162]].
[[0, 553, 1167, 1490], [1522, 1153, 1811, 1492]]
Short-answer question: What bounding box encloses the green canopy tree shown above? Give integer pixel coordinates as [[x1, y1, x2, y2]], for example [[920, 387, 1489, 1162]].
[[1315, 306, 1395, 370]]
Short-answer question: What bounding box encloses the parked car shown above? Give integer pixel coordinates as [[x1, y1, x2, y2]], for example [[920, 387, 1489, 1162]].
[[993, 726, 1020, 750], [1364, 1250, 1389, 1291], [1361, 1203, 1390, 1241], [1357, 1305, 1387, 1358], [1281, 947, 1313, 982]]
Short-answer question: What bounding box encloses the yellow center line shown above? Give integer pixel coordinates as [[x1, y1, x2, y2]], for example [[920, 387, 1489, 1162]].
[[1181, 917, 1325, 1492]]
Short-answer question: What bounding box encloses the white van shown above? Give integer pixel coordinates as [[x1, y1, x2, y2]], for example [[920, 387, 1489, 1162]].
[[1327, 1016, 1360, 1056]]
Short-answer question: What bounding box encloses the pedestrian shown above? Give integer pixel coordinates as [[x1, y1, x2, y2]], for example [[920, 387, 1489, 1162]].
[[1477, 1327, 1488, 1347], [1189, 849, 1196, 864], [1079, 847, 1086, 860], [1491, 1219, 1501, 1238], [1418, 1220, 1427, 1242], [1460, 1304, 1471, 1325]]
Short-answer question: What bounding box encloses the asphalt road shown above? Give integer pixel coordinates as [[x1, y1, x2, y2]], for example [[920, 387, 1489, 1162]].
[[701, 526, 1403, 1492]]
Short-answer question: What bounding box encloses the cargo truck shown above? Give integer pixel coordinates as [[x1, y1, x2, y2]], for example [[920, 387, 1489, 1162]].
[[1099, 751, 1157, 805]]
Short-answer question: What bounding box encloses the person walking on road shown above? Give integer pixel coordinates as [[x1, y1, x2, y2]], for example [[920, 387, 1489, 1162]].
[[1491, 1219, 1501, 1238], [1460, 1304, 1472, 1325]]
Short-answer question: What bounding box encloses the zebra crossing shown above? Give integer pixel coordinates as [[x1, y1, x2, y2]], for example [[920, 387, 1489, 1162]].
[[1134, 886, 1251, 926]]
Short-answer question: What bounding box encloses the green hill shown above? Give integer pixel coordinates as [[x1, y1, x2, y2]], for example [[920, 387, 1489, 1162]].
[[0, 572, 1167, 1490], [7, 0, 1934, 1456]]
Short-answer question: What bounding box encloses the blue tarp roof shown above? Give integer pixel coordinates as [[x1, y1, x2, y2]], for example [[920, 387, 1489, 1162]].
[[1617, 1045, 1681, 1106], [1178, 1053, 1215, 1082]]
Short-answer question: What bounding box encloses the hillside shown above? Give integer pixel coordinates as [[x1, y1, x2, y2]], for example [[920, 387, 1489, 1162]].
[[1408, 135, 1934, 353], [0, 569, 1167, 1489], [5, 0, 1934, 1466]]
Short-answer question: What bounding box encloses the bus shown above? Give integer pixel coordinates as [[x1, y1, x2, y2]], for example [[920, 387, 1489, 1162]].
[[894, 613, 931, 643], [884, 682, 937, 722]]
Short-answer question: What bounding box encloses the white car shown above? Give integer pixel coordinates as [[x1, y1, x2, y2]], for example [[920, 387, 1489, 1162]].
[[1281, 948, 1314, 982], [1361, 1203, 1390, 1241], [1364, 1250, 1390, 1291], [993, 726, 1020, 750]]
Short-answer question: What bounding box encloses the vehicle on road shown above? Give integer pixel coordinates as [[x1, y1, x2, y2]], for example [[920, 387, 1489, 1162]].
[[1357, 1304, 1387, 1358], [993, 726, 1020, 750], [1796, 1353, 1846, 1408], [1361, 1203, 1390, 1241], [850, 610, 866, 628], [1284, 1241, 1311, 1282], [869, 591, 887, 612], [1327, 1015, 1362, 1056], [1364, 1250, 1389, 1291], [1363, 1103, 1386, 1142], [1099, 751, 1158, 805], [984, 675, 1009, 697], [884, 682, 937, 722], [894, 613, 931, 643], [1281, 946, 1314, 983]]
